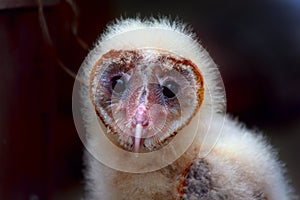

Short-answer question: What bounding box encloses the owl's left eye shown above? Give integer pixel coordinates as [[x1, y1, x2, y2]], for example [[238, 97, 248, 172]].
[[111, 75, 127, 94], [162, 80, 179, 99]]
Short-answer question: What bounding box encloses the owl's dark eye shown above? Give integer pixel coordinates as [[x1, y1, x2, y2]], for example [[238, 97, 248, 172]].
[[111, 75, 126, 94], [162, 80, 179, 99]]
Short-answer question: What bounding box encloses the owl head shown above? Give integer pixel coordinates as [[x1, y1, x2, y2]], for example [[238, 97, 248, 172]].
[[73, 17, 226, 172]]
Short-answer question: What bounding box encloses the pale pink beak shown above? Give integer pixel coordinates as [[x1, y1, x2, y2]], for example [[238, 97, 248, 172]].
[[133, 104, 149, 152]]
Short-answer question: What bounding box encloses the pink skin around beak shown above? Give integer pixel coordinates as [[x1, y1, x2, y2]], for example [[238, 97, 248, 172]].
[[133, 104, 149, 152]]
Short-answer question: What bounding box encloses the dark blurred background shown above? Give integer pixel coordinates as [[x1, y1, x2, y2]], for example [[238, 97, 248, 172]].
[[0, 0, 299, 199]]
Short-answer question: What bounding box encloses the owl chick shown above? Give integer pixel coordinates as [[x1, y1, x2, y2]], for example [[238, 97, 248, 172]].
[[72, 17, 296, 200]]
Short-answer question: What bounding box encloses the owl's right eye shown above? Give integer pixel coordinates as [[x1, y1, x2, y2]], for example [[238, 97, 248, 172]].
[[162, 80, 179, 99], [111, 75, 127, 94]]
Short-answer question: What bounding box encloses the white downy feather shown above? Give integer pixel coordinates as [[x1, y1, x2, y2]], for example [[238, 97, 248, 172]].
[[75, 17, 295, 200]]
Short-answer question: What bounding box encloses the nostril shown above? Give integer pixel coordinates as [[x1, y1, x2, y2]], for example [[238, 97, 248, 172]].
[[142, 120, 149, 126], [132, 118, 148, 128]]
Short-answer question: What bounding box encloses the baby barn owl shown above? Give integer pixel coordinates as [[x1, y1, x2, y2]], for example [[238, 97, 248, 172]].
[[72, 18, 295, 200]]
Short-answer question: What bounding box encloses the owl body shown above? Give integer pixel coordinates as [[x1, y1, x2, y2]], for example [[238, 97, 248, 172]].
[[83, 114, 291, 200], [74, 18, 295, 200]]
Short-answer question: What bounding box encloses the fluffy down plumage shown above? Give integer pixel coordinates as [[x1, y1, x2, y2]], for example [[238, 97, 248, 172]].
[[72, 17, 296, 200]]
